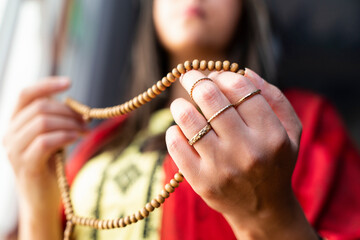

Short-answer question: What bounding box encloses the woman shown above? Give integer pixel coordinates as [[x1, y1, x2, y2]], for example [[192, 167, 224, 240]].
[[3, 0, 360, 239]]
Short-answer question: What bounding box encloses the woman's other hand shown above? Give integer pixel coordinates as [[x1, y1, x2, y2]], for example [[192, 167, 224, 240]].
[[2, 77, 87, 240], [166, 69, 318, 240]]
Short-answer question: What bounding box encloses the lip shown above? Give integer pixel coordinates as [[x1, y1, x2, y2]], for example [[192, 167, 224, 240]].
[[184, 6, 206, 19]]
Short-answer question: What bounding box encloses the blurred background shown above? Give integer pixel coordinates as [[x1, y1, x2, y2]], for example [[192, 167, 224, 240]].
[[0, 0, 359, 238]]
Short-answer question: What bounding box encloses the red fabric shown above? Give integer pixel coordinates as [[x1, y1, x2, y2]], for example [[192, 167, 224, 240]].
[[61, 115, 127, 226], [65, 90, 360, 239]]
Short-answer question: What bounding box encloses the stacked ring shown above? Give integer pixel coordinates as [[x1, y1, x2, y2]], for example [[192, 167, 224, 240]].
[[189, 77, 213, 101], [188, 89, 262, 146], [188, 124, 212, 146], [233, 89, 261, 108]]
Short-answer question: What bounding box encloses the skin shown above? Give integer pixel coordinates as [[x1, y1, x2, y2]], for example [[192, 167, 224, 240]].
[[3, 0, 318, 239], [3, 78, 86, 240], [154, 0, 319, 239]]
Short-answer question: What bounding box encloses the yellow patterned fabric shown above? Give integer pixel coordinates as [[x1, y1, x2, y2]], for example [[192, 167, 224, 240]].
[[71, 109, 173, 240]]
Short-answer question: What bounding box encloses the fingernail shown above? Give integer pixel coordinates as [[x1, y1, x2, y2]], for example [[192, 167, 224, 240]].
[[245, 68, 265, 86], [56, 77, 71, 87]]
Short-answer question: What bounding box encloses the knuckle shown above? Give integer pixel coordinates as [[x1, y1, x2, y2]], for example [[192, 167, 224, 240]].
[[272, 87, 286, 104], [35, 115, 51, 132], [176, 106, 198, 126], [165, 127, 182, 152], [197, 184, 217, 200], [33, 98, 49, 114], [243, 150, 263, 173], [224, 75, 250, 92], [219, 167, 239, 187], [270, 128, 290, 153], [34, 135, 49, 151], [196, 83, 220, 104]]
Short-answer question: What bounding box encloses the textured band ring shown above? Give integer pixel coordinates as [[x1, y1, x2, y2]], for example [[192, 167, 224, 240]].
[[189, 77, 213, 101], [233, 89, 261, 108], [207, 104, 234, 123], [188, 124, 212, 146]]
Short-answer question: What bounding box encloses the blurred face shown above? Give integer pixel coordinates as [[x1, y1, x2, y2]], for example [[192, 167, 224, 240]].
[[153, 0, 242, 59]]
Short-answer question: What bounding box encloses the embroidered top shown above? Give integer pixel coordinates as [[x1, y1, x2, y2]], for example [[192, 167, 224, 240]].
[[71, 109, 174, 240]]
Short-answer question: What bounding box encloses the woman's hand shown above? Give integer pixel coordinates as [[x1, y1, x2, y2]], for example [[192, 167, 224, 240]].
[[166, 69, 318, 240], [2, 77, 87, 240]]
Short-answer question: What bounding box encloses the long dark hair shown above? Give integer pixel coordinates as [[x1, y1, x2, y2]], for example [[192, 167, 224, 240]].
[[103, 0, 277, 154]]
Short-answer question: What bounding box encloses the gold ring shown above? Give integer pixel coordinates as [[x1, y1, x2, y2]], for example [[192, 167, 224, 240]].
[[233, 89, 261, 108], [188, 124, 212, 146], [189, 77, 213, 101], [207, 104, 234, 123]]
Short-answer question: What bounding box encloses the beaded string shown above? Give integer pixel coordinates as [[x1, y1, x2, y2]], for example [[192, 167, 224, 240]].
[[56, 59, 245, 240]]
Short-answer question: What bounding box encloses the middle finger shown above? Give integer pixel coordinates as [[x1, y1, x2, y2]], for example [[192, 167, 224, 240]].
[[180, 70, 246, 138]]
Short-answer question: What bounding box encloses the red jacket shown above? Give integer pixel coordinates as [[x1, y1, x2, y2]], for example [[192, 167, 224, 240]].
[[66, 90, 360, 240]]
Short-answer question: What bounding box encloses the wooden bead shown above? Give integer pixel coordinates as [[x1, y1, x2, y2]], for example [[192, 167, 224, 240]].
[[132, 97, 140, 108], [142, 92, 151, 102], [80, 217, 86, 225], [161, 189, 170, 198], [93, 219, 99, 228], [141, 207, 149, 218], [156, 80, 166, 91], [151, 199, 161, 208], [200, 60, 207, 70], [215, 61, 223, 71], [146, 203, 155, 212], [223, 60, 230, 71], [128, 101, 135, 111], [184, 60, 192, 70], [174, 172, 184, 182], [89, 219, 95, 227], [238, 69, 245, 75], [167, 72, 176, 83], [156, 195, 165, 204], [124, 102, 130, 113], [124, 216, 132, 225], [177, 63, 186, 74], [152, 84, 161, 95], [112, 219, 119, 228], [65, 208, 73, 215], [230, 63, 239, 72], [107, 219, 114, 229], [161, 77, 172, 87], [120, 104, 126, 114], [165, 183, 175, 193], [67, 213, 73, 222], [119, 218, 126, 228], [130, 214, 138, 223], [172, 68, 181, 78], [101, 220, 108, 229], [85, 218, 91, 226], [135, 211, 144, 220], [192, 59, 200, 70], [147, 88, 156, 99], [208, 60, 215, 70], [170, 179, 179, 188], [98, 220, 104, 229]]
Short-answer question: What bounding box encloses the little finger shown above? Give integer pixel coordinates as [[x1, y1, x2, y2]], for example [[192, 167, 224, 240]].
[[13, 115, 88, 152]]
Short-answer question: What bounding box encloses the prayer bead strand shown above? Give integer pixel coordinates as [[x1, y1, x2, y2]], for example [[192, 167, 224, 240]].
[[56, 60, 244, 239]]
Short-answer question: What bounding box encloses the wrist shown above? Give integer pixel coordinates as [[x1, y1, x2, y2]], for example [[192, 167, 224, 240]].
[[224, 192, 318, 240], [19, 201, 62, 240]]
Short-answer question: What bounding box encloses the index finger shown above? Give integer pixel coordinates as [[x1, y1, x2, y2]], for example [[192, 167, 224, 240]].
[[12, 77, 71, 118]]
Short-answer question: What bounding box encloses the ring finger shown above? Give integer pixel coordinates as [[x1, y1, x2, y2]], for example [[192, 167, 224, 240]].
[[170, 98, 217, 155], [180, 70, 245, 138], [209, 71, 280, 129]]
